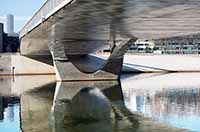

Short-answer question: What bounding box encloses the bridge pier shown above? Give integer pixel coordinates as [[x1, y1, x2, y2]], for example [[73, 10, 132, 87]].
[[48, 23, 136, 81], [52, 59, 118, 81], [48, 39, 136, 81]]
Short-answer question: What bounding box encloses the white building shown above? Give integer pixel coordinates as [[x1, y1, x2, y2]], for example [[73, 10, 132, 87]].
[[128, 39, 155, 53], [5, 14, 14, 34]]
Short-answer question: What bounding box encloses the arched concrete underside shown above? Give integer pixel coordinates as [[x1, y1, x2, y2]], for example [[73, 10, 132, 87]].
[[20, 0, 200, 81], [48, 21, 137, 81]]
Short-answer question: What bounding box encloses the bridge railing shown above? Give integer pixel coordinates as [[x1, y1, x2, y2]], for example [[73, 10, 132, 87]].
[[20, 0, 72, 38]]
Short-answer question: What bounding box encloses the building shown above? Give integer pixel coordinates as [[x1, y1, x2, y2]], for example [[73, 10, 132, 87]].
[[3, 33, 19, 52], [0, 23, 3, 52], [128, 39, 155, 53], [154, 35, 200, 54], [0, 14, 19, 53], [0, 23, 19, 53], [5, 14, 14, 34], [127, 35, 200, 54]]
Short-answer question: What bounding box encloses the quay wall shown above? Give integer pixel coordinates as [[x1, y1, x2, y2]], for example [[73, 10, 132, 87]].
[[1, 53, 200, 75], [0, 53, 55, 75], [102, 54, 200, 73]]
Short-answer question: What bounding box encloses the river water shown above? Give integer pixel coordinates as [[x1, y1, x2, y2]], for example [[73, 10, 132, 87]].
[[0, 73, 200, 132]]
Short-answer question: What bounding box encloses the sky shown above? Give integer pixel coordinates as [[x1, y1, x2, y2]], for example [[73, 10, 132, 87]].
[[0, 0, 46, 32]]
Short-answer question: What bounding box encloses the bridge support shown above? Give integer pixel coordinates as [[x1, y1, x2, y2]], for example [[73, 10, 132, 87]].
[[52, 59, 117, 81], [49, 40, 136, 81], [48, 25, 136, 81]]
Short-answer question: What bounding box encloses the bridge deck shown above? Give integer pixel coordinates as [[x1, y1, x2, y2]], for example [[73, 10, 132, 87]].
[[20, 0, 200, 40]]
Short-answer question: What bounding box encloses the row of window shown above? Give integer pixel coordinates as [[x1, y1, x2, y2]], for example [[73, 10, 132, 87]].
[[156, 42, 200, 45]]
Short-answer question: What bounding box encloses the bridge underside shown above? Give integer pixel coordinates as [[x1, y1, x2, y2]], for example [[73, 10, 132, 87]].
[[20, 0, 200, 81]]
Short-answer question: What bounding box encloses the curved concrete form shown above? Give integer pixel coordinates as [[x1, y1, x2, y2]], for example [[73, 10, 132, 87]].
[[20, 0, 200, 80], [48, 29, 136, 80]]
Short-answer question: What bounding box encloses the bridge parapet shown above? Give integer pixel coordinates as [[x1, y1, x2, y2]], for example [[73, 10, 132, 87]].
[[20, 0, 72, 38]]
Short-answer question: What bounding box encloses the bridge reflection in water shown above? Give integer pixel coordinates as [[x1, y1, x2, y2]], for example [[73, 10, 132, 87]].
[[0, 73, 200, 131]]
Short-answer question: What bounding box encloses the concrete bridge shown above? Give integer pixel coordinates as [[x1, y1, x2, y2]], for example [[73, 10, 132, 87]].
[[20, 0, 200, 81]]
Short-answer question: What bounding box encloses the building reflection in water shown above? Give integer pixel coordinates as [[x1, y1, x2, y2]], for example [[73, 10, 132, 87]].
[[121, 73, 200, 131], [0, 96, 19, 122], [0, 95, 20, 132]]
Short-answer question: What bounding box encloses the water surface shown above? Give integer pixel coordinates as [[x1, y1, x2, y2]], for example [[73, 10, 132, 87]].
[[0, 96, 20, 132], [1, 73, 200, 132], [121, 73, 200, 132]]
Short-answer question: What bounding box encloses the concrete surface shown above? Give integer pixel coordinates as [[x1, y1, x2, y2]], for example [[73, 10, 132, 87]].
[[21, 0, 200, 40], [101, 54, 200, 73], [1, 53, 200, 76], [0, 53, 55, 75]]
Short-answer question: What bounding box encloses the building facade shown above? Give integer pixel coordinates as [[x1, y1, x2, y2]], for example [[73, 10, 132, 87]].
[[5, 14, 14, 34], [128, 39, 154, 53], [0, 23, 3, 52], [126, 35, 200, 54], [154, 35, 200, 54], [0, 23, 19, 53]]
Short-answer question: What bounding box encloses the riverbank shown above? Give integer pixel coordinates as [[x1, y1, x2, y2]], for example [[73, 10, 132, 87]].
[[100, 53, 200, 73], [1, 53, 200, 75], [0, 53, 55, 75]]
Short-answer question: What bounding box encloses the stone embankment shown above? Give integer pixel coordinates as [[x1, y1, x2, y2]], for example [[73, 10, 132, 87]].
[[99, 53, 200, 73], [0, 53, 55, 75], [1, 53, 200, 75]]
